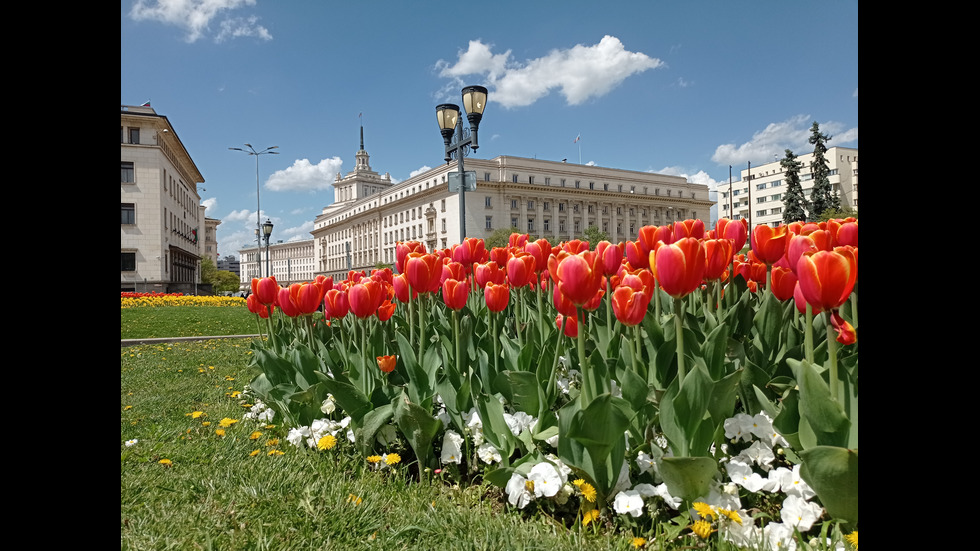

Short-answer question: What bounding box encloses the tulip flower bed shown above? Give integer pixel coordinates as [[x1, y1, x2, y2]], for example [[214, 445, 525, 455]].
[[242, 218, 858, 550]]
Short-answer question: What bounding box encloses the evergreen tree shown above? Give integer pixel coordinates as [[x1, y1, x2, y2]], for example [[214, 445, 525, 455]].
[[781, 149, 808, 223], [807, 121, 834, 221]]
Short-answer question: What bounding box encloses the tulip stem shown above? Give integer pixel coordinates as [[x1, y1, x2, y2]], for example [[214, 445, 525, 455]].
[[408, 284, 415, 347], [453, 309, 462, 380], [673, 296, 686, 383], [805, 303, 814, 364], [535, 279, 546, 346], [418, 294, 426, 365], [492, 312, 500, 378], [632, 324, 643, 381], [577, 307, 592, 408], [825, 311, 841, 404]]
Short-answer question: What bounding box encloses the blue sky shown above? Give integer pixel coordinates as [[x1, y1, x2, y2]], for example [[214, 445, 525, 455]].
[[121, 0, 858, 259]]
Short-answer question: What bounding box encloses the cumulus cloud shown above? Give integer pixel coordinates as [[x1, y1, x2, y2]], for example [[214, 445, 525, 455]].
[[711, 115, 858, 167], [409, 165, 433, 178], [201, 197, 218, 215], [436, 36, 662, 108], [129, 0, 271, 43], [266, 157, 344, 192]]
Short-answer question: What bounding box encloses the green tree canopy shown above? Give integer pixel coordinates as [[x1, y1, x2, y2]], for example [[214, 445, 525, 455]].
[[583, 225, 609, 248], [807, 121, 834, 221], [484, 227, 521, 250], [780, 149, 809, 224]]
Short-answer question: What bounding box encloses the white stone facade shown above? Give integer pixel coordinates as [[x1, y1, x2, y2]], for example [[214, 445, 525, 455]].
[[121, 105, 208, 293], [716, 147, 858, 227], [239, 239, 316, 290]]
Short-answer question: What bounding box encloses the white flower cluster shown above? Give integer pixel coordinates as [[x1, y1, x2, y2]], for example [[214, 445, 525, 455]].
[[242, 399, 276, 423], [503, 456, 573, 509], [435, 401, 548, 467], [285, 416, 351, 449]]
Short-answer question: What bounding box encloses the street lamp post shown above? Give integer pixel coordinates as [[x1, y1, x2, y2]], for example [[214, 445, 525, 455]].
[[436, 85, 488, 244], [262, 219, 274, 280], [229, 144, 279, 277]]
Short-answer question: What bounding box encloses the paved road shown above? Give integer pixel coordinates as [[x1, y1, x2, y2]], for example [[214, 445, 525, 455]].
[[120, 335, 261, 347]]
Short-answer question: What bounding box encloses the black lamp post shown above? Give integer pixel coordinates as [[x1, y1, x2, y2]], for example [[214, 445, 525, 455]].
[[229, 144, 279, 277], [262, 219, 274, 279], [436, 85, 488, 244]]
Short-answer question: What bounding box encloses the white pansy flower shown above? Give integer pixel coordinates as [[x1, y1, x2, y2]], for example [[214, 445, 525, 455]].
[[476, 442, 501, 464], [724, 413, 755, 443], [780, 495, 822, 532], [504, 473, 535, 509], [612, 490, 645, 517], [286, 426, 311, 447], [632, 483, 658, 497], [725, 459, 771, 493], [776, 464, 816, 500], [653, 483, 683, 509], [763, 522, 797, 551], [545, 432, 559, 448], [503, 411, 535, 436], [440, 430, 464, 464], [739, 439, 776, 469], [320, 394, 336, 414], [528, 462, 562, 498]]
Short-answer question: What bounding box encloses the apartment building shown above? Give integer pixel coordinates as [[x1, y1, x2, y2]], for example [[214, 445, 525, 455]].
[[239, 239, 316, 290], [717, 147, 858, 227], [121, 104, 212, 293]]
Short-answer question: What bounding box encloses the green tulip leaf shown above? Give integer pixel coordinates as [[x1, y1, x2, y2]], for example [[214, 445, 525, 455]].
[[799, 446, 858, 525], [659, 456, 719, 503]]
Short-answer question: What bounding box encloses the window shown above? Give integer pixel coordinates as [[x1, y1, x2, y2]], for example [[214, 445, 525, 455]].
[[617, 207, 622, 215], [121, 252, 136, 272], [543, 201, 550, 211], [528, 176, 534, 185], [511, 199, 518, 209], [545, 177, 551, 185], [121, 162, 135, 183], [485, 172, 491, 181], [543, 219, 550, 231], [603, 183, 608, 191], [559, 203, 565, 212], [441, 199, 446, 212], [573, 204, 579, 213], [512, 174, 518, 183], [485, 196, 492, 208], [559, 220, 566, 232], [589, 181, 594, 190], [574, 221, 580, 233], [442, 219, 447, 232], [561, 179, 566, 187], [528, 200, 534, 210], [527, 219, 534, 232], [121, 203, 135, 225], [511, 217, 518, 228], [587, 205, 594, 214], [575, 180, 580, 188], [129, 128, 140, 144], [756, 183, 767, 191], [486, 216, 493, 230]]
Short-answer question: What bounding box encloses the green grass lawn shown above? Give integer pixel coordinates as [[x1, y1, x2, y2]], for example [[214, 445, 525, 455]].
[[121, 305, 261, 339], [121, 338, 659, 550]]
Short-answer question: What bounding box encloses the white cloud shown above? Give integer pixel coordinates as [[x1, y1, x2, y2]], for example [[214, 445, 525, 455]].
[[202, 197, 218, 215], [266, 157, 344, 192], [129, 0, 270, 43], [656, 167, 722, 191], [436, 36, 662, 108], [711, 115, 858, 167], [409, 165, 432, 178]]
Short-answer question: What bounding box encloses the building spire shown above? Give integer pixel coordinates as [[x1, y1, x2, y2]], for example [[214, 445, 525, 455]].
[[360, 124, 364, 151]]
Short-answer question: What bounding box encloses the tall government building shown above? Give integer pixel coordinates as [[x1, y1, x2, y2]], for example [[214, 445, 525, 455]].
[[309, 129, 714, 281]]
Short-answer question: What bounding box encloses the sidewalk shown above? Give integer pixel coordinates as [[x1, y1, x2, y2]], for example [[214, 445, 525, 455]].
[[121, 334, 261, 347]]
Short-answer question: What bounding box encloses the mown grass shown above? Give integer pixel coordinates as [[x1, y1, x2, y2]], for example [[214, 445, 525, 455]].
[[121, 338, 676, 550], [121, 305, 261, 339]]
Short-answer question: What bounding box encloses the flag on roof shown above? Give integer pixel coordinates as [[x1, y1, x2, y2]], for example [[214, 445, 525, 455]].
[[573, 134, 580, 143], [141, 100, 151, 107]]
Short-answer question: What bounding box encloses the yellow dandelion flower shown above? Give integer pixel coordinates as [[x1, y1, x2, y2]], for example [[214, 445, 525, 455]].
[[347, 494, 362, 506], [268, 449, 285, 456], [201, 421, 211, 427], [249, 449, 261, 457], [249, 431, 263, 440], [215, 429, 226, 437], [631, 537, 647, 548], [218, 417, 238, 428], [317, 435, 337, 450], [188, 411, 205, 419], [124, 405, 133, 410], [158, 459, 172, 466], [266, 438, 279, 446], [229, 391, 241, 398], [582, 509, 599, 527], [717, 508, 742, 525], [572, 478, 585, 488], [264, 424, 276, 429], [845, 531, 858, 549], [691, 519, 714, 540], [579, 482, 597, 503], [385, 453, 401, 465], [366, 455, 382, 464], [693, 501, 716, 520]]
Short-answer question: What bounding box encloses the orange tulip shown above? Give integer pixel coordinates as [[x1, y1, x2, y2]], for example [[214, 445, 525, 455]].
[[624, 240, 649, 270], [750, 224, 790, 265], [405, 253, 441, 294], [323, 288, 349, 320], [277, 286, 302, 318], [506, 252, 537, 288], [441, 261, 467, 286], [484, 282, 510, 312], [555, 313, 578, 338], [377, 355, 396, 373], [289, 281, 325, 315], [377, 298, 396, 322], [611, 284, 651, 326], [348, 278, 384, 319], [442, 278, 469, 310], [508, 233, 529, 249], [770, 266, 798, 302], [673, 219, 705, 241], [474, 261, 507, 288], [649, 237, 706, 299], [703, 238, 734, 281], [395, 241, 426, 274], [715, 218, 748, 253], [523, 238, 552, 274], [247, 293, 272, 318], [550, 251, 604, 307], [453, 237, 486, 268]]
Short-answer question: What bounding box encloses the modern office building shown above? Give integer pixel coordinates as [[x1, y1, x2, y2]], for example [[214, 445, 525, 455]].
[[311, 134, 714, 281], [717, 146, 858, 227], [121, 104, 212, 293]]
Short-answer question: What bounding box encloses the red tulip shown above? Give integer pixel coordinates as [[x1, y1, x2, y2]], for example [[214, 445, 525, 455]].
[[488, 246, 513, 267], [377, 355, 396, 373], [555, 313, 578, 338], [703, 238, 734, 281], [474, 261, 507, 288], [638, 225, 674, 254], [453, 237, 486, 268], [277, 286, 303, 318], [561, 239, 591, 255], [377, 298, 396, 321], [750, 224, 790, 265], [770, 266, 798, 302], [828, 218, 858, 247], [506, 252, 537, 288], [830, 311, 857, 345], [596, 241, 625, 276], [442, 278, 469, 310], [405, 253, 441, 294], [715, 218, 748, 252], [611, 285, 651, 326], [392, 273, 417, 303], [624, 240, 650, 270], [786, 231, 833, 275], [549, 251, 604, 307], [523, 238, 552, 274], [796, 246, 858, 312], [441, 261, 467, 286], [289, 281, 325, 315], [484, 282, 510, 312], [396, 241, 426, 274], [247, 293, 272, 318], [793, 281, 819, 315], [251, 276, 280, 306], [673, 219, 705, 241], [348, 278, 384, 319], [649, 237, 706, 299], [323, 288, 349, 320], [552, 282, 578, 317], [508, 233, 529, 249]]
